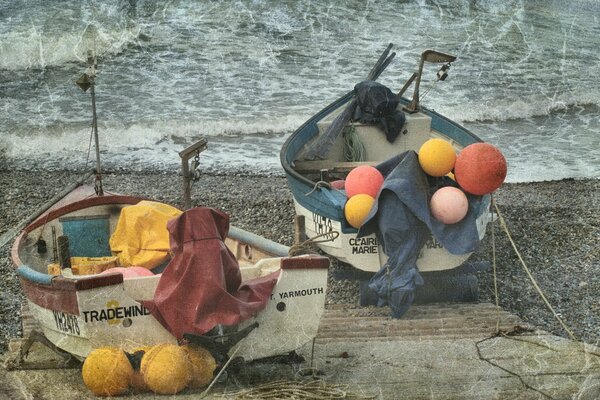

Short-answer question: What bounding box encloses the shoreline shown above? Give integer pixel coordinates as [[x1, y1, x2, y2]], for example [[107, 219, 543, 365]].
[[0, 169, 598, 352]]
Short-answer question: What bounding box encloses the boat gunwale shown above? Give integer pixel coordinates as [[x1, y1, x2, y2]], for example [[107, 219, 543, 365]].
[[10, 194, 148, 289]]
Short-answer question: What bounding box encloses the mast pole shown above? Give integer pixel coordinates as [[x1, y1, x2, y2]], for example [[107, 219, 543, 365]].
[[88, 52, 103, 196], [76, 50, 104, 196]]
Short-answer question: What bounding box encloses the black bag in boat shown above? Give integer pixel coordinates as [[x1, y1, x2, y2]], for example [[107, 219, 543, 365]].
[[352, 81, 406, 143]]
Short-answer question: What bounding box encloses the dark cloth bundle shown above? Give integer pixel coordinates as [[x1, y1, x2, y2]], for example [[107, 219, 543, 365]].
[[352, 81, 406, 142]]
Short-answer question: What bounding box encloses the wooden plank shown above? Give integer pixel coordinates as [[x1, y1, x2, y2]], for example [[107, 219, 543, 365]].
[[317, 303, 528, 343], [292, 160, 378, 174]]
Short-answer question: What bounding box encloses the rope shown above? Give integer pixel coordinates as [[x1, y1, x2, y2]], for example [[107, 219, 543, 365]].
[[491, 195, 500, 334], [218, 379, 376, 399], [288, 231, 340, 256], [199, 345, 241, 398], [343, 125, 365, 162], [492, 200, 578, 341], [305, 181, 331, 196]]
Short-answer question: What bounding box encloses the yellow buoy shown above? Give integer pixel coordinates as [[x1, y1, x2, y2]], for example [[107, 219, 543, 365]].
[[141, 344, 192, 395], [344, 194, 375, 229], [181, 345, 217, 388], [418, 138, 456, 177], [81, 347, 133, 397]]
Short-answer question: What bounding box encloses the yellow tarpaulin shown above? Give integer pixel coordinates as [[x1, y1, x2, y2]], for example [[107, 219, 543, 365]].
[[109, 201, 182, 269]]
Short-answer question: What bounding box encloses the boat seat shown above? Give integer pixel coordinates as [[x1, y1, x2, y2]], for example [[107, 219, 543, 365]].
[[292, 160, 378, 174]]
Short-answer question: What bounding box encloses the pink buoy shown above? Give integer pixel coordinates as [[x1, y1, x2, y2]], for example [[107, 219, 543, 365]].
[[345, 166, 384, 198], [330, 179, 345, 190], [430, 186, 469, 224], [101, 266, 155, 279]]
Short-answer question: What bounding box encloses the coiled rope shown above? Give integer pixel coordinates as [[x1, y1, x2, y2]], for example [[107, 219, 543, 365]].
[[343, 125, 365, 162], [288, 231, 340, 256]]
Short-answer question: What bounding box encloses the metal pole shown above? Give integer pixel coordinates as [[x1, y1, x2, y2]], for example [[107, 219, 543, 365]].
[[90, 81, 103, 196], [87, 53, 103, 196], [178, 138, 208, 209]]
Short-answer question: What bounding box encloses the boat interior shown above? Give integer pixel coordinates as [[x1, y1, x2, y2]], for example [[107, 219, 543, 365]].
[[17, 201, 284, 282], [293, 106, 463, 183], [291, 49, 466, 185]]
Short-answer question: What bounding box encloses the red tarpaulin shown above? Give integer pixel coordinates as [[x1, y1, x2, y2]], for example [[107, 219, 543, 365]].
[[143, 207, 279, 339]]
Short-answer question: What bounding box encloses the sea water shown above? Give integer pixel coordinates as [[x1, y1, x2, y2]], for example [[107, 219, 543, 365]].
[[0, 0, 598, 182]]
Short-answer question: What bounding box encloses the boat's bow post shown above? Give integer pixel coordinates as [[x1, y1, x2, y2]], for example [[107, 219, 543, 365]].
[[76, 51, 103, 196], [178, 138, 208, 209], [404, 50, 457, 113]]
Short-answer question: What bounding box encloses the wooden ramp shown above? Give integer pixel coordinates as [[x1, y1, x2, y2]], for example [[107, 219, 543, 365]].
[[308, 303, 600, 399], [3, 302, 600, 399], [317, 303, 524, 342]]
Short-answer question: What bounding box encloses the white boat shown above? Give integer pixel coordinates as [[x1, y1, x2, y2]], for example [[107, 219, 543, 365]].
[[11, 186, 329, 362], [280, 47, 494, 303], [8, 53, 329, 365]]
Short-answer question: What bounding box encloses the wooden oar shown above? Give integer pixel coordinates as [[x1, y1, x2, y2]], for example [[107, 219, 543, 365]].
[[302, 45, 396, 160]]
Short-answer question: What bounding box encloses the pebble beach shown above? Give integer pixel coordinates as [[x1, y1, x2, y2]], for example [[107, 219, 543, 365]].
[[0, 168, 598, 354]]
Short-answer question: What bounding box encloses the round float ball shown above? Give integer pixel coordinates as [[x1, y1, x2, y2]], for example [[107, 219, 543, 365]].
[[181, 345, 217, 388], [418, 138, 457, 177], [82, 347, 134, 397], [345, 165, 384, 198], [344, 194, 375, 229], [101, 266, 154, 279], [141, 344, 192, 395], [430, 187, 469, 224], [330, 179, 345, 190], [454, 143, 507, 195]]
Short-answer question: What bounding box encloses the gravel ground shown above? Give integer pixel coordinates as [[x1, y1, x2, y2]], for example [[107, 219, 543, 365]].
[[0, 168, 598, 353]]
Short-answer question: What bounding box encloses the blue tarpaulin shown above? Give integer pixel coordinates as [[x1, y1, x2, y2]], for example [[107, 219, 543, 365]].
[[358, 151, 483, 317]]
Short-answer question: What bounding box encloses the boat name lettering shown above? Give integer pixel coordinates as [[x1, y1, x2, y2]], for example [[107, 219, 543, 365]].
[[82, 304, 150, 323], [312, 213, 336, 240], [349, 237, 378, 254], [52, 311, 81, 336], [278, 287, 324, 299], [425, 237, 444, 249]]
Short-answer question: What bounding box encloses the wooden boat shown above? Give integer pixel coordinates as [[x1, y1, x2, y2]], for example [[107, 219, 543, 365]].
[[280, 49, 493, 296], [10, 185, 329, 362], [8, 54, 329, 366]]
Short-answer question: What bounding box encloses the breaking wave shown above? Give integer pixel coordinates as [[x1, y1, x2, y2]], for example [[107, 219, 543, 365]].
[[0, 24, 141, 71], [434, 90, 600, 123]]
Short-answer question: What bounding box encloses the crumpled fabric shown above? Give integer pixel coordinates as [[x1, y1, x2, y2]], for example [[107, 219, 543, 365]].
[[352, 81, 406, 143], [142, 207, 279, 339], [358, 151, 482, 317], [109, 201, 182, 269]]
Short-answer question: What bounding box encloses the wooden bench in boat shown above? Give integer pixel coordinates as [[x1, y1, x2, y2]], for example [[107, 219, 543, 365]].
[[292, 160, 378, 174]]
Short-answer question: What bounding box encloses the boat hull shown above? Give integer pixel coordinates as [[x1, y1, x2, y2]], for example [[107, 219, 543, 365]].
[[281, 93, 492, 273], [11, 193, 329, 360]]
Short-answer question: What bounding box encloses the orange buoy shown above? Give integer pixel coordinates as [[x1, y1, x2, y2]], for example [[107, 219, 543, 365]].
[[81, 347, 133, 397], [430, 186, 469, 224], [418, 138, 456, 177], [345, 166, 384, 198], [181, 345, 217, 388], [344, 194, 375, 229], [454, 143, 507, 195], [141, 344, 192, 395]]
